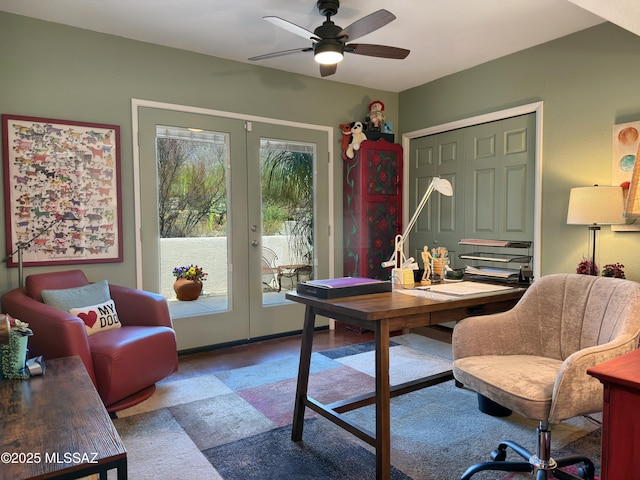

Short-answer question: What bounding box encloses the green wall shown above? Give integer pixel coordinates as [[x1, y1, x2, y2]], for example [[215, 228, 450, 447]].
[[2, 12, 639, 290], [400, 22, 640, 280], [0, 12, 399, 293]]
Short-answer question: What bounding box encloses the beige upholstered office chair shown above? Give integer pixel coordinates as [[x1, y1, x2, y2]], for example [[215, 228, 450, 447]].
[[453, 273, 640, 480]]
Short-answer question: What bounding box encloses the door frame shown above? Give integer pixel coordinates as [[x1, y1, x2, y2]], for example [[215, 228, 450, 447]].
[[130, 98, 335, 289], [401, 101, 543, 278]]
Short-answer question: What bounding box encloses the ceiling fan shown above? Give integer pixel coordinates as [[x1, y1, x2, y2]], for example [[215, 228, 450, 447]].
[[248, 0, 410, 77]]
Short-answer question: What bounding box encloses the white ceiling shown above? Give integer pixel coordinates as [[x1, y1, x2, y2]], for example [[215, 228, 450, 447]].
[[2, 0, 635, 92]]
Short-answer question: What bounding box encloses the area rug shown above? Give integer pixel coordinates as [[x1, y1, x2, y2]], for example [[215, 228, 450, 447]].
[[108, 334, 601, 480]]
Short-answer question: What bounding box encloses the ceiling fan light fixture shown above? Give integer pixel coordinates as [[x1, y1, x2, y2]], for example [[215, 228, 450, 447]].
[[314, 42, 344, 65]]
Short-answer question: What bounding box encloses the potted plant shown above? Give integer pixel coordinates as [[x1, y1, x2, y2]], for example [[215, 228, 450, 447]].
[[172, 264, 208, 301], [0, 314, 33, 379], [601, 262, 625, 279], [576, 258, 598, 276]]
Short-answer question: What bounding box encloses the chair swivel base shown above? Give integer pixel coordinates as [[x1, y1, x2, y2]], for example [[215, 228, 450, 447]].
[[460, 439, 595, 480]]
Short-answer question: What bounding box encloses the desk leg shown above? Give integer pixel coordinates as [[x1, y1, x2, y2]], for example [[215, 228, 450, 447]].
[[291, 305, 316, 441], [117, 457, 128, 480], [375, 319, 391, 480]]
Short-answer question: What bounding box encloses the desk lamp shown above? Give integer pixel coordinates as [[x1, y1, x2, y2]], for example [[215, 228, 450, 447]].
[[566, 185, 624, 275], [382, 177, 453, 284], [4, 211, 79, 287]]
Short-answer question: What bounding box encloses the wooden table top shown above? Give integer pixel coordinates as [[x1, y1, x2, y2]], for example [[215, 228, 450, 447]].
[[286, 286, 526, 322], [0, 356, 126, 479]]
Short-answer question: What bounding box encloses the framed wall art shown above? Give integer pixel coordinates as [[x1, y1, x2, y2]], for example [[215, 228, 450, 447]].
[[612, 120, 640, 231], [2, 114, 123, 267]]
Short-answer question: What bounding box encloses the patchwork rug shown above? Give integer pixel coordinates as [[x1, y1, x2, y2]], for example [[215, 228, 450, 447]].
[[108, 334, 601, 480]]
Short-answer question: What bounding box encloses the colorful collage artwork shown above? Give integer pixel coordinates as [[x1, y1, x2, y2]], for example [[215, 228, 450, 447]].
[[612, 121, 640, 231], [2, 115, 122, 266]]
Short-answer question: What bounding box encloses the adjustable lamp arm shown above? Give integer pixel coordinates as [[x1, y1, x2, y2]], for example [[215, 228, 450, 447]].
[[382, 177, 453, 268], [6, 218, 63, 259], [3, 211, 79, 287], [5, 211, 79, 259]]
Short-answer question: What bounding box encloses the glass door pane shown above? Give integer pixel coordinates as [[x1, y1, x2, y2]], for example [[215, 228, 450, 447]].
[[156, 126, 229, 314], [260, 138, 314, 304]]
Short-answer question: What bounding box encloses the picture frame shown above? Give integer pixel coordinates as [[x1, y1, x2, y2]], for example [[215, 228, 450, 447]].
[[2, 114, 123, 267], [612, 120, 640, 231]]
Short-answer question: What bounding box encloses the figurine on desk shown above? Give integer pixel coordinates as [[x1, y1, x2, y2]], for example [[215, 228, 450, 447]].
[[420, 246, 433, 285], [422, 246, 449, 284]]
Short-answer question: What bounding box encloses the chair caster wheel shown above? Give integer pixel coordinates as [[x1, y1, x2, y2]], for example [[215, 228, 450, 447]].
[[490, 444, 508, 462], [577, 464, 595, 480]]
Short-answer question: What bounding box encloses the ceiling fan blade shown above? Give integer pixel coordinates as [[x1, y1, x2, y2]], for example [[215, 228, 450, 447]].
[[340, 9, 396, 42], [248, 47, 312, 61], [264, 16, 318, 41], [320, 63, 337, 77], [346, 44, 410, 59]]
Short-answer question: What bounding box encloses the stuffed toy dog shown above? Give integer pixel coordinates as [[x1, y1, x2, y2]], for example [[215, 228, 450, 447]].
[[346, 121, 367, 159]]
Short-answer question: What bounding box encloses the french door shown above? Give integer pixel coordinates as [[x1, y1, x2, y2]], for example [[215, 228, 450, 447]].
[[137, 107, 329, 350]]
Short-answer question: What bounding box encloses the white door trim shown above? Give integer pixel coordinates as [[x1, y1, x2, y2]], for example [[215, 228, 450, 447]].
[[401, 101, 543, 278], [131, 98, 334, 289]]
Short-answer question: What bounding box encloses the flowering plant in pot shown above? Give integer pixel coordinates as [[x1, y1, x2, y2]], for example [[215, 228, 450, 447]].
[[0, 314, 33, 379], [601, 262, 625, 279], [576, 258, 598, 276], [172, 265, 208, 300]]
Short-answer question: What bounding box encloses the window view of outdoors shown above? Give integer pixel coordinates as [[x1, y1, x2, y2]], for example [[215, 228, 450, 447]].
[[156, 126, 314, 313], [260, 140, 315, 297], [156, 126, 229, 309]]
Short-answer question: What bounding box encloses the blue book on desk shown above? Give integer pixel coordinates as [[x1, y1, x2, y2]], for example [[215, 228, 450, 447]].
[[296, 277, 392, 299]]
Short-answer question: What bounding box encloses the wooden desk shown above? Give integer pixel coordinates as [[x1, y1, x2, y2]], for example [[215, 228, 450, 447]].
[[0, 356, 127, 479], [286, 287, 525, 480], [587, 348, 640, 480]]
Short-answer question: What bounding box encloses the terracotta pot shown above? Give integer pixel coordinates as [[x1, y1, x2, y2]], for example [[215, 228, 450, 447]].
[[173, 277, 203, 301]]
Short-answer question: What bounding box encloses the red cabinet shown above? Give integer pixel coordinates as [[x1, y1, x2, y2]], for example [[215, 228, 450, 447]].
[[343, 139, 402, 280], [587, 348, 640, 480]]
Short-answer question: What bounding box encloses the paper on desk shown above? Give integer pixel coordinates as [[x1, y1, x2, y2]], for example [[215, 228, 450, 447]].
[[393, 288, 459, 302], [465, 266, 519, 278], [395, 281, 513, 299], [417, 281, 513, 296]]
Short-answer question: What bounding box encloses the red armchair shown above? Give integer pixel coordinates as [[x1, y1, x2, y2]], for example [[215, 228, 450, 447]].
[[1, 270, 178, 412]]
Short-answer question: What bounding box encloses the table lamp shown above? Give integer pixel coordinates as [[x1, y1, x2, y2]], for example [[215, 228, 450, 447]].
[[4, 211, 79, 287], [382, 177, 453, 284], [566, 185, 624, 275]]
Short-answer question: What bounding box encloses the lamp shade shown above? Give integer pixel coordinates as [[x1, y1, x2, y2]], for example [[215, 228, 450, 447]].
[[567, 185, 625, 225]]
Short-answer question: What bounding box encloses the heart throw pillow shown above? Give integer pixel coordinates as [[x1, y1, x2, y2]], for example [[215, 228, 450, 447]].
[[70, 299, 121, 336]]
